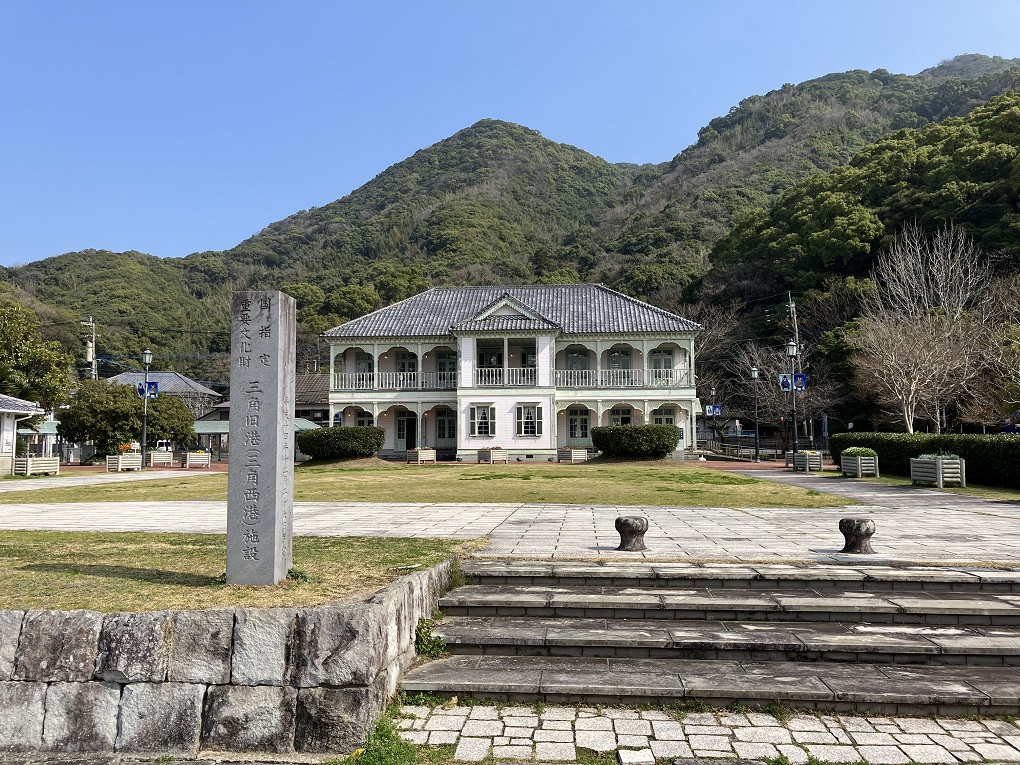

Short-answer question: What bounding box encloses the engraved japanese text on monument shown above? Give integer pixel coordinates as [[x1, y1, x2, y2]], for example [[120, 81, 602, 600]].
[[227, 290, 296, 584]]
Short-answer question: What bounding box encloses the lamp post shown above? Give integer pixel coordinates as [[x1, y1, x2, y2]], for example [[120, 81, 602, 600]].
[[141, 348, 153, 469], [786, 340, 799, 456], [710, 385, 717, 449], [750, 366, 760, 462]]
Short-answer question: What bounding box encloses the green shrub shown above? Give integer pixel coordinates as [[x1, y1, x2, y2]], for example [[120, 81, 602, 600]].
[[591, 424, 680, 459], [297, 426, 385, 460], [840, 447, 877, 457], [830, 433, 1020, 489]]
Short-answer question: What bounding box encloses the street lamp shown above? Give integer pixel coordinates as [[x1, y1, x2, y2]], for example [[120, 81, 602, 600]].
[[141, 348, 153, 469], [786, 339, 799, 456], [750, 366, 760, 462], [710, 385, 717, 448]]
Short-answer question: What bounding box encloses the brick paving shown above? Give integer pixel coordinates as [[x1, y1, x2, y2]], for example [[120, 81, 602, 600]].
[[395, 704, 1020, 763]]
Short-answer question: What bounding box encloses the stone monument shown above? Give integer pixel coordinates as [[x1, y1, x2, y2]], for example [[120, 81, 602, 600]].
[[227, 291, 296, 585]]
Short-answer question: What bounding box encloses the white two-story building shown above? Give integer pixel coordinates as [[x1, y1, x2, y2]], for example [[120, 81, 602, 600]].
[[324, 284, 701, 460]]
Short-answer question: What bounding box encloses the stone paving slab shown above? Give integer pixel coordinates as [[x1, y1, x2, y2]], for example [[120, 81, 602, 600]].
[[393, 703, 1020, 762], [2, 474, 1020, 565]]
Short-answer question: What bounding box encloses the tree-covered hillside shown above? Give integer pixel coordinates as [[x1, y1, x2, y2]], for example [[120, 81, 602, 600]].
[[712, 91, 1020, 291], [2, 54, 1018, 385]]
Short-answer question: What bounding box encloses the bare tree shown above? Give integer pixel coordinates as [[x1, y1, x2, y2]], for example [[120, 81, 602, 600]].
[[850, 224, 995, 433]]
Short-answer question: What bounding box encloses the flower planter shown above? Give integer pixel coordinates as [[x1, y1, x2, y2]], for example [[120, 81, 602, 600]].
[[910, 457, 966, 488], [557, 447, 588, 464], [181, 451, 211, 469], [13, 457, 60, 476], [477, 448, 508, 464], [407, 448, 437, 464], [841, 455, 879, 478], [793, 452, 823, 472], [147, 451, 174, 467], [106, 453, 142, 472]]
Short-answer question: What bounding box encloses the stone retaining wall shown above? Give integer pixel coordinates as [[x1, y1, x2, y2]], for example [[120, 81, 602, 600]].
[[0, 560, 452, 756]]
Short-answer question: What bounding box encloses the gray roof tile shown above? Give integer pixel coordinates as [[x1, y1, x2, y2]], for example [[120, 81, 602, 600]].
[[324, 284, 700, 338], [0, 393, 44, 414], [107, 371, 221, 397]]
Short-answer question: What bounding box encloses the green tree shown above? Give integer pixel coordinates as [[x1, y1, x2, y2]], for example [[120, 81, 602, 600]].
[[145, 394, 197, 447], [0, 297, 75, 408], [58, 381, 141, 458], [324, 285, 382, 321]]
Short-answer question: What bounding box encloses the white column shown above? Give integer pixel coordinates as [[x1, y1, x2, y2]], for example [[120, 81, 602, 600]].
[[373, 343, 380, 390]]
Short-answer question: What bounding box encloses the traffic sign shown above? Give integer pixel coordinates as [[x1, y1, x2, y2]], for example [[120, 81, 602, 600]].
[[136, 382, 159, 398], [703, 404, 722, 417]]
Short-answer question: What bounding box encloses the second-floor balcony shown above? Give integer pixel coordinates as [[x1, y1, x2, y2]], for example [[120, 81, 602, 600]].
[[332, 371, 458, 391], [476, 367, 537, 386], [555, 369, 691, 388]]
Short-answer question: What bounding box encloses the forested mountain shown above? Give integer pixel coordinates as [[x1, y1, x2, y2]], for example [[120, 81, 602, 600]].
[[2, 54, 1018, 384]]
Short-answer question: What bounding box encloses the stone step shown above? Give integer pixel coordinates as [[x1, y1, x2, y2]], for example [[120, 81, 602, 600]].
[[401, 655, 1020, 715], [463, 560, 1020, 593], [435, 616, 1020, 665], [439, 585, 1020, 626]]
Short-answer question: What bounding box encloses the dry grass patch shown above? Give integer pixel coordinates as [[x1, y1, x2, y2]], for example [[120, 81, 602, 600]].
[[0, 530, 477, 612], [0, 462, 850, 508]]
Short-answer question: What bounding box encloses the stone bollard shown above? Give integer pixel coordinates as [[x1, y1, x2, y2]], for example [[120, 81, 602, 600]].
[[839, 517, 876, 554], [615, 516, 649, 552]]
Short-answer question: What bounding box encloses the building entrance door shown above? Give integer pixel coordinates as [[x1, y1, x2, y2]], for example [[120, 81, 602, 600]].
[[567, 408, 590, 446], [396, 413, 417, 451]]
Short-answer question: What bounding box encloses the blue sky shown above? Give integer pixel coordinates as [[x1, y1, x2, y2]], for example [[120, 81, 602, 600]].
[[2, 0, 1019, 267]]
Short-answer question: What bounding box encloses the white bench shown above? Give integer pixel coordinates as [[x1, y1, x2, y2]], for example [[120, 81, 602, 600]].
[[557, 447, 588, 464], [181, 452, 211, 469], [407, 448, 437, 464], [147, 452, 174, 467]]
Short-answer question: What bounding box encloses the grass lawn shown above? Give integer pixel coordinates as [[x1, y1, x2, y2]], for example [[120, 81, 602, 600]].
[[0, 461, 849, 508], [0, 531, 476, 612], [818, 473, 1020, 503]]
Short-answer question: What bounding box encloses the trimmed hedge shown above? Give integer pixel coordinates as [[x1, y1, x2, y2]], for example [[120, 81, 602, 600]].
[[297, 426, 385, 460], [591, 424, 681, 459], [830, 433, 1020, 489]]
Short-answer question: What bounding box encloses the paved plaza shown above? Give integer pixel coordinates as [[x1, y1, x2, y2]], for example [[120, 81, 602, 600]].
[[396, 704, 1020, 764], [1, 470, 1018, 564]]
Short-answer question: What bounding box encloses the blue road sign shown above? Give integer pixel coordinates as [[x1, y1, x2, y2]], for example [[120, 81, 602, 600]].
[[793, 373, 807, 391], [137, 382, 159, 398]]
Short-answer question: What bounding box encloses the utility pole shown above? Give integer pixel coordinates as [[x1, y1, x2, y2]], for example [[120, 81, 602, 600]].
[[81, 316, 97, 380], [788, 292, 802, 452]]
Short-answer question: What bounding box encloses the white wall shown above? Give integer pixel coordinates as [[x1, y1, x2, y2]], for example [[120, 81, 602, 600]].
[[456, 392, 555, 455]]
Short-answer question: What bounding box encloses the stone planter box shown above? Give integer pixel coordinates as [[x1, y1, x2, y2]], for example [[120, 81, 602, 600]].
[[147, 452, 174, 467], [557, 447, 588, 464], [793, 452, 823, 472], [910, 457, 966, 488], [841, 455, 879, 478], [477, 448, 508, 464], [106, 454, 143, 472], [13, 457, 60, 476], [406, 448, 436, 464], [181, 452, 210, 469]]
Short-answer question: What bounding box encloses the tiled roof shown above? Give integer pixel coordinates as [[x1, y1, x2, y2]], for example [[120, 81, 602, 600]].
[[0, 393, 43, 415], [295, 374, 329, 403], [107, 371, 221, 398], [451, 316, 561, 333], [324, 285, 701, 338]]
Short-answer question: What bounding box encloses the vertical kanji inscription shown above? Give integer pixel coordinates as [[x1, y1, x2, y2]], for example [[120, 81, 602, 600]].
[[227, 290, 296, 584]]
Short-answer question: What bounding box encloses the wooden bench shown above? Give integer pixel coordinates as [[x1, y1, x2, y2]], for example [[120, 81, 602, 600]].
[[107, 453, 143, 472], [407, 448, 437, 464], [14, 457, 60, 476]]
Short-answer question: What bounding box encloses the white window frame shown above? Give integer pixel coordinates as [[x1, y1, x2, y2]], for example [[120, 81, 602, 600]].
[[611, 407, 632, 426], [356, 411, 374, 427], [516, 404, 543, 437], [470, 405, 497, 437]]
